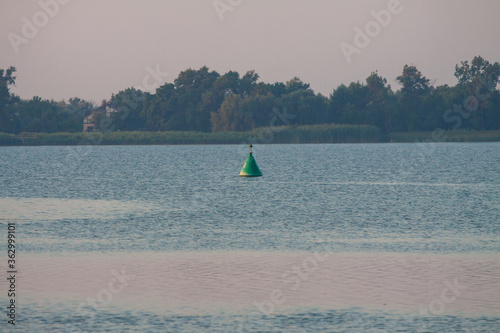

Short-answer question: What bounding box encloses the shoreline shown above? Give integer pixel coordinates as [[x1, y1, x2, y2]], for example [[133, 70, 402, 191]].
[[1, 127, 500, 146]]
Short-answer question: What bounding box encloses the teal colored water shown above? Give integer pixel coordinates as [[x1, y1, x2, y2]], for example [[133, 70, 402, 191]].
[[0, 143, 499, 332]]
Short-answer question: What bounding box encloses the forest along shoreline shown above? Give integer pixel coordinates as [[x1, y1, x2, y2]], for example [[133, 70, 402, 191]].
[[1, 56, 499, 144], [0, 56, 500, 139]]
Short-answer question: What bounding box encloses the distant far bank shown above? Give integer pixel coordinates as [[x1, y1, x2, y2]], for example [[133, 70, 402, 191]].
[[1, 125, 500, 146]]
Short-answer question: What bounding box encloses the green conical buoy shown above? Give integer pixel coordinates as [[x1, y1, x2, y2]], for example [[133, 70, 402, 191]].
[[239, 144, 262, 177]]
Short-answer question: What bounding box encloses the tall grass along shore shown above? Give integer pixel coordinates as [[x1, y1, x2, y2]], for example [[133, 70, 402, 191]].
[[1, 125, 499, 146]]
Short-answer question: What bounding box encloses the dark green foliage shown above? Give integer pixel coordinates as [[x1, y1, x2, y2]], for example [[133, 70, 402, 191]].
[[8, 97, 87, 133], [0, 67, 91, 133], [0, 66, 18, 133], [0, 56, 499, 139], [109, 88, 147, 131]]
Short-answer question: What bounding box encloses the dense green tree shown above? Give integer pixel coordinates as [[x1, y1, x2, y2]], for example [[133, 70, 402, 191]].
[[210, 94, 254, 131], [66, 97, 94, 121], [490, 91, 500, 129], [2, 58, 499, 135], [455, 56, 500, 92], [0, 67, 17, 133], [279, 89, 327, 126], [142, 83, 176, 131], [341, 102, 362, 125], [285, 77, 311, 93], [396, 65, 432, 130], [269, 82, 287, 97], [173, 66, 220, 131], [365, 71, 396, 130], [10, 97, 82, 133], [240, 93, 276, 128], [201, 70, 242, 127], [397, 65, 431, 97], [454, 56, 500, 130], [110, 88, 147, 131], [240, 70, 259, 96], [328, 84, 352, 124]]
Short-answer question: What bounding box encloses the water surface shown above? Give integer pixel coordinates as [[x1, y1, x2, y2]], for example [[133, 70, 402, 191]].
[[0, 143, 499, 332]]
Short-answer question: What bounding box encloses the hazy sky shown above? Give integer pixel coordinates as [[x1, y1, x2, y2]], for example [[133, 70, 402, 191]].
[[1, 0, 499, 103]]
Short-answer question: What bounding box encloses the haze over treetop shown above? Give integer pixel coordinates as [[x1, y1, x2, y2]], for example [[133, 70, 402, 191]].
[[1, 0, 499, 102]]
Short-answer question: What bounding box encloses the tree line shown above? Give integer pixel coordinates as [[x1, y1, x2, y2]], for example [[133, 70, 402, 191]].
[[1, 55, 499, 134]]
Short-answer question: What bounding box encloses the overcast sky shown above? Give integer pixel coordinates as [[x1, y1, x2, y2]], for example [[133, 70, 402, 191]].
[[1, 0, 499, 103]]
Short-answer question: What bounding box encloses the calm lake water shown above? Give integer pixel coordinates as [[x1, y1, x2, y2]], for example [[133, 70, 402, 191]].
[[0, 143, 499, 332]]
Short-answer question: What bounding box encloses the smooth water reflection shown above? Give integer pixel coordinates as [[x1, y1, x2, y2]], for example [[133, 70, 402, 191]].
[[18, 252, 500, 316], [10, 251, 500, 332]]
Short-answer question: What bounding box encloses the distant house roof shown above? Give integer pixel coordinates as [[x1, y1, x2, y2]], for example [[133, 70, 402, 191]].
[[83, 104, 117, 121], [82, 103, 118, 131], [93, 104, 117, 117]]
